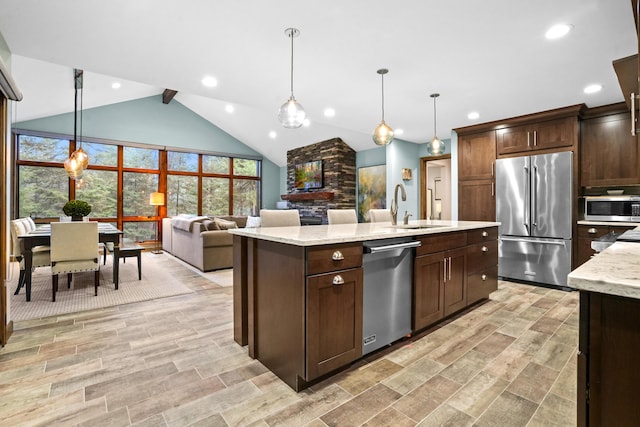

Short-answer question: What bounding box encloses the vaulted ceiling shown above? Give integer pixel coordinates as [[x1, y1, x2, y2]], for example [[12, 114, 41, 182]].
[[0, 0, 636, 166]]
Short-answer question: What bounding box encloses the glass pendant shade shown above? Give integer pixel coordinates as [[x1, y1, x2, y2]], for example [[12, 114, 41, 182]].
[[427, 93, 445, 155], [64, 151, 84, 179], [372, 68, 394, 146], [75, 146, 89, 169], [278, 96, 306, 128], [278, 28, 306, 129], [372, 121, 394, 146]]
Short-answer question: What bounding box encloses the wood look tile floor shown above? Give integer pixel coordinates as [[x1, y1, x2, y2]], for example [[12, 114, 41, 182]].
[[0, 258, 579, 426]]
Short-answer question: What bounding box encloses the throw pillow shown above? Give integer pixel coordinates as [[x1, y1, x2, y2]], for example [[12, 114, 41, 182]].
[[245, 216, 261, 228], [214, 217, 238, 230], [202, 219, 219, 230]]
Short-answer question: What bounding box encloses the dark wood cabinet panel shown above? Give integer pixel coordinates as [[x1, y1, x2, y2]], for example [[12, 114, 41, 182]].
[[468, 266, 498, 305], [306, 267, 363, 380], [458, 180, 495, 222], [443, 247, 467, 316], [306, 243, 362, 275], [580, 112, 640, 187], [413, 252, 445, 330], [579, 291, 640, 426], [458, 131, 496, 180], [496, 117, 574, 155]]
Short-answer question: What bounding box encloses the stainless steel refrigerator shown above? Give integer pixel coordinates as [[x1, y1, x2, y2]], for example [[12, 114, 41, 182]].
[[495, 151, 572, 288]]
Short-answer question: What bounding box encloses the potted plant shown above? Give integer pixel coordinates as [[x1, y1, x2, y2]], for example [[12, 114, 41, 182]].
[[62, 199, 92, 221]]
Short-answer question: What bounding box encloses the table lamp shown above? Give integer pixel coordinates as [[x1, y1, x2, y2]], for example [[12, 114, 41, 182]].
[[149, 192, 165, 254]]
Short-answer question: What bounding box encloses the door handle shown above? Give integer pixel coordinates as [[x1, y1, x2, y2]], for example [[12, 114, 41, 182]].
[[588, 228, 598, 234], [332, 250, 344, 261], [491, 161, 494, 177], [633, 93, 637, 136], [481, 246, 489, 252], [533, 130, 537, 146], [443, 257, 447, 283], [527, 131, 531, 147], [448, 256, 452, 280], [332, 275, 344, 285], [532, 165, 538, 228]]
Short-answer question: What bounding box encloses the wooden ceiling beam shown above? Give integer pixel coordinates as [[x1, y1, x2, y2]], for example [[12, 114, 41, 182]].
[[162, 89, 178, 104]]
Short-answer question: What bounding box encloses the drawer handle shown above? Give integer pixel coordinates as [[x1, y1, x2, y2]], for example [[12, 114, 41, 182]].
[[481, 274, 487, 281], [332, 275, 344, 285], [481, 246, 489, 252], [588, 228, 597, 234], [482, 231, 488, 237], [332, 250, 344, 261]]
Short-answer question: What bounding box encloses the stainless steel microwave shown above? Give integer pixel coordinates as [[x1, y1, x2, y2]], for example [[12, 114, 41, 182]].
[[584, 196, 640, 222]]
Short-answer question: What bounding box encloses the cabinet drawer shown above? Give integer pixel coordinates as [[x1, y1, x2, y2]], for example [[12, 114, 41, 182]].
[[307, 243, 362, 275], [467, 227, 498, 244], [467, 266, 498, 305], [577, 225, 609, 239], [466, 240, 498, 273], [417, 231, 467, 256]]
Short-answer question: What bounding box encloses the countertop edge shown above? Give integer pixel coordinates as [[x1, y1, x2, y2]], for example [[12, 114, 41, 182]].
[[228, 220, 500, 246]]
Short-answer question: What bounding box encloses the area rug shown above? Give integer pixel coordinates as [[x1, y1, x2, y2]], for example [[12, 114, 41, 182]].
[[9, 252, 194, 322]]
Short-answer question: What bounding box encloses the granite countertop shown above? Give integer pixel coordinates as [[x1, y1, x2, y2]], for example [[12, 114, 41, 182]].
[[228, 219, 500, 246], [568, 240, 640, 299]]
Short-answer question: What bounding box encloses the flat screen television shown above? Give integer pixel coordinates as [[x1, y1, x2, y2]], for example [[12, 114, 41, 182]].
[[294, 160, 323, 190]]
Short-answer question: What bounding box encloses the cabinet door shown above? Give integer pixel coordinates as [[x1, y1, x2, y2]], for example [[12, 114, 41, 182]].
[[468, 266, 498, 305], [534, 117, 574, 150], [306, 267, 363, 380], [443, 247, 467, 316], [458, 180, 495, 221], [414, 252, 444, 330], [496, 124, 531, 155], [581, 112, 640, 187], [458, 131, 496, 180]]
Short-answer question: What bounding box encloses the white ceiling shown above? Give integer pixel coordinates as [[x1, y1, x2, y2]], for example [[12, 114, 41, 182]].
[[0, 0, 636, 166]]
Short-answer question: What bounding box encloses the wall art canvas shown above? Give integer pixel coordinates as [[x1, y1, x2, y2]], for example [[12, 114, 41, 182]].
[[358, 164, 386, 222]]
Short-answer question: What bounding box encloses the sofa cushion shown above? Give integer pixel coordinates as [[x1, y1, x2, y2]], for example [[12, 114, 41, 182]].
[[214, 218, 238, 230], [202, 219, 219, 230]]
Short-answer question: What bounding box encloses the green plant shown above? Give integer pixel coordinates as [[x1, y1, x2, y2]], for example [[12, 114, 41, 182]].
[[62, 199, 92, 217]]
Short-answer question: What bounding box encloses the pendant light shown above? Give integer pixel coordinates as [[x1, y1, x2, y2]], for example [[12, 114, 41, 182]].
[[64, 69, 88, 179], [372, 68, 394, 146], [277, 28, 306, 128], [427, 93, 445, 155]]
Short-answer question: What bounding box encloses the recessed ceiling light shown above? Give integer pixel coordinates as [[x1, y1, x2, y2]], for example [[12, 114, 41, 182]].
[[225, 104, 234, 113], [468, 112, 480, 120], [545, 23, 572, 40], [584, 84, 602, 94], [303, 118, 311, 127], [269, 131, 277, 139], [324, 108, 336, 117], [395, 129, 404, 135], [111, 82, 121, 89], [201, 76, 218, 87]]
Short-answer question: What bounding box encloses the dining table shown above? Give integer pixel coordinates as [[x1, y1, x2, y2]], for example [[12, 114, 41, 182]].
[[17, 222, 124, 301]]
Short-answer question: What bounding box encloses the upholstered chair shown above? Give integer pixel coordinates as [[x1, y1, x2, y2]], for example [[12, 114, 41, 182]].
[[327, 209, 358, 225], [368, 209, 392, 223], [10, 218, 50, 296], [260, 209, 301, 227], [50, 222, 100, 302]]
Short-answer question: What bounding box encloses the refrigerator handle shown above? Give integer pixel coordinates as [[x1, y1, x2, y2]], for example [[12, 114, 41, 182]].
[[523, 165, 530, 234], [532, 165, 538, 228]]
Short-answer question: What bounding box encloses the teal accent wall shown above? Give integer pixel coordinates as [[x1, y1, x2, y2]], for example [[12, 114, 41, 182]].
[[356, 146, 386, 168], [14, 95, 281, 209], [387, 139, 420, 219]]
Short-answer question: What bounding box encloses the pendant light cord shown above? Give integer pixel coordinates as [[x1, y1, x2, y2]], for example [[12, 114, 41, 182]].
[[433, 95, 437, 137], [289, 30, 294, 96], [381, 73, 385, 122]]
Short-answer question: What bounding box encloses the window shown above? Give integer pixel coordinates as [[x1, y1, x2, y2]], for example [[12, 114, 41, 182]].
[[15, 133, 262, 241]]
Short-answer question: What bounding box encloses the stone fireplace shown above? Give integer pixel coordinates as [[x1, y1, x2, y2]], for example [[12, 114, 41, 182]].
[[284, 137, 356, 224]]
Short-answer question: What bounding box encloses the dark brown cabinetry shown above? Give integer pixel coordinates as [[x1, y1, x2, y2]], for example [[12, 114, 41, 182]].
[[578, 291, 640, 426], [414, 232, 468, 331], [457, 131, 496, 221], [496, 117, 574, 155], [466, 228, 499, 305], [580, 108, 640, 187], [306, 267, 362, 380], [576, 224, 637, 267]]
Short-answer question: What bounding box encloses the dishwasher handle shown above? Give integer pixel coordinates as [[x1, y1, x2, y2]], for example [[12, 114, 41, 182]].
[[364, 240, 421, 253]]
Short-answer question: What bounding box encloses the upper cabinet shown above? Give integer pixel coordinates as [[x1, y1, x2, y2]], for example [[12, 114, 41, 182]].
[[496, 117, 575, 155], [458, 131, 496, 181], [581, 104, 640, 187]]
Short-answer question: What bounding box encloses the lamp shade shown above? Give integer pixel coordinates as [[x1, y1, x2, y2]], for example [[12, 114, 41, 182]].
[[149, 192, 165, 206]]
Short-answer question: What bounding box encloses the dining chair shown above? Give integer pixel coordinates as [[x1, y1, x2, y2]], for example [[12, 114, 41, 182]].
[[368, 209, 392, 223], [10, 218, 50, 296], [327, 209, 358, 225], [260, 209, 301, 227], [50, 222, 100, 302]]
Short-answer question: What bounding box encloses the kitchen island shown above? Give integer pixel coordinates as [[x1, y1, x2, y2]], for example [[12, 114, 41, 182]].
[[567, 235, 640, 426], [230, 219, 499, 391]]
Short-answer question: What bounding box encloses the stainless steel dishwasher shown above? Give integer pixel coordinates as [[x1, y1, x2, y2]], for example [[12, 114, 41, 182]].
[[362, 237, 421, 355]]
